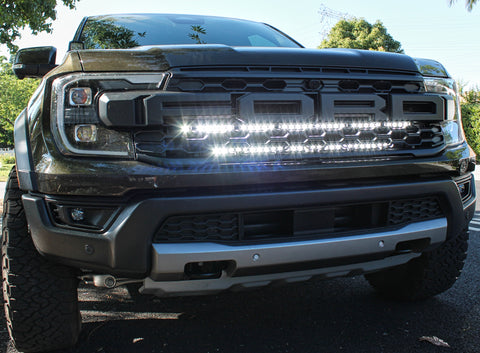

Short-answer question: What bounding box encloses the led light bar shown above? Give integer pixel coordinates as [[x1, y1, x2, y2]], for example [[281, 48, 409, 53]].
[[383, 121, 411, 129], [181, 121, 412, 135], [181, 123, 234, 134], [212, 141, 392, 157]]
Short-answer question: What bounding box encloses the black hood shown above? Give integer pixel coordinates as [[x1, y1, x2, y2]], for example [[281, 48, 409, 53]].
[[75, 45, 420, 73]]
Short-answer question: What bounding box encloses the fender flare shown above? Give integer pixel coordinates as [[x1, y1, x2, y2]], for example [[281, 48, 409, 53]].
[[14, 109, 37, 191]]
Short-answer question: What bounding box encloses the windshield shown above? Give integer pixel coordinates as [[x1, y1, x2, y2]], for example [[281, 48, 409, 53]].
[[78, 14, 302, 49]]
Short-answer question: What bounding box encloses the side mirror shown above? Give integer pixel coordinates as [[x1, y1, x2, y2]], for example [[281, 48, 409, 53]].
[[13, 46, 57, 79], [68, 41, 84, 51]]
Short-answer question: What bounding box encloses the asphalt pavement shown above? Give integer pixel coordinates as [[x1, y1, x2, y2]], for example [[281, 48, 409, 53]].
[[0, 173, 480, 353]]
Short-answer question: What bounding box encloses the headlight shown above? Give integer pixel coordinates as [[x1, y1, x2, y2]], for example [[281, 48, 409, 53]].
[[51, 73, 166, 157], [415, 57, 464, 147], [424, 77, 464, 146]]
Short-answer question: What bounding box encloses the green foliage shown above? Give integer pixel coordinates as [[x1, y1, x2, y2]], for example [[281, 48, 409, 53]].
[[457, 81, 480, 104], [462, 103, 480, 157], [462, 89, 480, 105], [449, 0, 478, 11], [318, 18, 404, 53], [0, 0, 78, 52], [81, 18, 146, 49], [0, 162, 14, 182], [0, 58, 39, 147], [188, 25, 207, 44], [0, 154, 15, 164], [0, 154, 14, 182]]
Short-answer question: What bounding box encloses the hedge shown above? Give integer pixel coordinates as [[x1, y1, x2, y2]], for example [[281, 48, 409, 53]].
[[461, 103, 480, 158]]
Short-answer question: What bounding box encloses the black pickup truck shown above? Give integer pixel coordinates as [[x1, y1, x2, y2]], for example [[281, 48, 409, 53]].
[[2, 13, 476, 352]]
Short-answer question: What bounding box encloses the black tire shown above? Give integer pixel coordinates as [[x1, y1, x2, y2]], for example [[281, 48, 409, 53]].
[[2, 167, 81, 352], [365, 229, 469, 301]]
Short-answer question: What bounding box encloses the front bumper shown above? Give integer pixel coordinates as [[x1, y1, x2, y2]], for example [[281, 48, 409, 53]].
[[22, 176, 474, 280], [150, 218, 446, 280], [141, 219, 446, 295]]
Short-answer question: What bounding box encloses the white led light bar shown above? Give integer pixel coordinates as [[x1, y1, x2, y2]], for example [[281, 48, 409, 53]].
[[383, 121, 411, 129], [212, 141, 392, 157], [181, 121, 411, 135], [189, 124, 234, 134]]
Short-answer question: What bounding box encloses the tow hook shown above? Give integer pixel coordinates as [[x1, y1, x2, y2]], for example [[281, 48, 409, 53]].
[[81, 275, 142, 289]]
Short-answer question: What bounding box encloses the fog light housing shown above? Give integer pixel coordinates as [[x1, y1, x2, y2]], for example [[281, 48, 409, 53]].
[[48, 203, 119, 231], [454, 175, 474, 204]]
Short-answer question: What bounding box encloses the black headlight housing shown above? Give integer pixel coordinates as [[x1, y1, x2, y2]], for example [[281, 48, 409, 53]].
[[50, 72, 166, 157]]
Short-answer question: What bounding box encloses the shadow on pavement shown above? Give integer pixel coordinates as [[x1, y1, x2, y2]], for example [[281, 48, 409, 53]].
[[14, 275, 473, 353]]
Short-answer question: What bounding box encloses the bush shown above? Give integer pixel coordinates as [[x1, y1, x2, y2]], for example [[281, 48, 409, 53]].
[[0, 155, 14, 182], [463, 91, 480, 105], [461, 103, 480, 157], [0, 154, 15, 164], [0, 58, 39, 148]]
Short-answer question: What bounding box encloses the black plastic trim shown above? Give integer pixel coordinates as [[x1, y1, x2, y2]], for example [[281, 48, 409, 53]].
[[14, 109, 37, 191], [72, 16, 89, 43], [391, 94, 445, 121], [22, 177, 472, 277]]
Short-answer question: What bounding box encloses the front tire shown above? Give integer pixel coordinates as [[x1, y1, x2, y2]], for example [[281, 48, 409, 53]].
[[365, 230, 469, 300], [2, 167, 81, 352]]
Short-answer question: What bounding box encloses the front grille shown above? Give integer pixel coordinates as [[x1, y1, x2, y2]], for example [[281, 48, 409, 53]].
[[152, 197, 443, 243], [167, 68, 421, 94], [131, 67, 446, 166], [155, 214, 239, 242], [135, 122, 444, 161], [388, 197, 443, 225]]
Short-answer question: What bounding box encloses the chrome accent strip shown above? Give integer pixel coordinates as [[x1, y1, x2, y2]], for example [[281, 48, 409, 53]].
[[148, 218, 447, 292]]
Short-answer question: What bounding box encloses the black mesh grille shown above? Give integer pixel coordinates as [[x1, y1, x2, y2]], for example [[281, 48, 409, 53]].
[[388, 197, 443, 225], [153, 197, 443, 243], [155, 214, 239, 242], [135, 122, 444, 160]]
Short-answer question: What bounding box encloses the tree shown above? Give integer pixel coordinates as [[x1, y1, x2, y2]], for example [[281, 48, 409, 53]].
[[449, 0, 478, 11], [189, 25, 207, 45], [318, 18, 404, 54], [0, 0, 78, 52], [0, 57, 39, 147], [457, 80, 480, 104], [81, 18, 146, 49]]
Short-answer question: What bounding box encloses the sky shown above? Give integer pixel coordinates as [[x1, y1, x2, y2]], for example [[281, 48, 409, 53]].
[[3, 0, 479, 88]]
